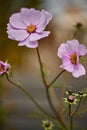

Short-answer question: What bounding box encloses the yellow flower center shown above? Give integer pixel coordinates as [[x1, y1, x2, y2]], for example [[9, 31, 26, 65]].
[[0, 64, 4, 72], [70, 53, 77, 64], [27, 25, 36, 33]]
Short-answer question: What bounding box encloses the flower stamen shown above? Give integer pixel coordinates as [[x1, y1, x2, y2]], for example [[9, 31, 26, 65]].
[[70, 53, 77, 64], [0, 64, 5, 72], [27, 25, 36, 33]]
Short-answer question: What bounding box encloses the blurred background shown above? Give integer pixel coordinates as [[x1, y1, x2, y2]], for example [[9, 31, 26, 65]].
[[0, 0, 87, 130]]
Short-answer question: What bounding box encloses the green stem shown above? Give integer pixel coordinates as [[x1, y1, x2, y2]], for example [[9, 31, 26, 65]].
[[5, 74, 56, 119], [46, 87, 67, 129], [36, 47, 59, 114], [48, 70, 65, 87], [46, 88, 58, 115], [36, 47, 57, 114], [69, 104, 73, 130], [36, 47, 48, 87], [70, 115, 73, 130], [71, 97, 82, 116], [69, 97, 82, 130], [36, 47, 67, 129], [69, 104, 71, 116], [36, 48, 57, 114], [73, 29, 78, 39]]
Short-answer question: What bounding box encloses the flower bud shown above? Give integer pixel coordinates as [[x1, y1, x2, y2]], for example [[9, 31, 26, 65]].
[[0, 61, 10, 76], [74, 22, 83, 30], [67, 95, 74, 103]]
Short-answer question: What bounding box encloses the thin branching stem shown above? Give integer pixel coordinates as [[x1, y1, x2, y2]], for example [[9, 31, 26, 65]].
[[69, 104, 73, 130], [36, 47, 58, 115], [70, 115, 73, 130], [48, 70, 66, 88], [36, 47, 67, 129], [36, 47, 48, 87], [73, 29, 78, 39], [71, 97, 82, 116], [5, 74, 56, 119], [46, 88, 58, 115], [46, 87, 67, 129]]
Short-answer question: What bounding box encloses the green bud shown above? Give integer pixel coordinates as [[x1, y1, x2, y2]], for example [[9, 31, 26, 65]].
[[74, 22, 83, 30], [42, 120, 54, 130]]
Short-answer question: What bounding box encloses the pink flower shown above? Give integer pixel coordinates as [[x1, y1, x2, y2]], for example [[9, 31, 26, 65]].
[[0, 61, 10, 75], [7, 8, 52, 48], [57, 39, 87, 78]]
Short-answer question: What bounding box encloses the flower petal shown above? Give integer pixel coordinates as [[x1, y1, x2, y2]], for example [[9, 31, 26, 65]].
[[0, 61, 10, 75], [79, 44, 87, 56], [57, 43, 70, 58], [18, 36, 38, 48], [61, 55, 74, 72], [36, 9, 52, 32], [29, 31, 50, 41], [9, 13, 26, 29], [20, 8, 41, 26], [26, 41, 38, 48], [7, 24, 15, 39], [7, 24, 29, 41], [72, 64, 86, 77], [66, 39, 79, 53]]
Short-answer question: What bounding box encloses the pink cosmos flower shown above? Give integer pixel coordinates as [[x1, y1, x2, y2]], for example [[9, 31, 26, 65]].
[[7, 8, 52, 48], [57, 39, 87, 78], [0, 61, 10, 75]]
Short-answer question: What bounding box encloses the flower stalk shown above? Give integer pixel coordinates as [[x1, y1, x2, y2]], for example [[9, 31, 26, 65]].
[[36, 47, 59, 115], [36, 47, 48, 87], [36, 47, 67, 129], [68, 95, 82, 130], [6, 73, 67, 129], [5, 74, 56, 119], [70, 97, 82, 116], [73, 22, 83, 39], [48, 69, 65, 87], [68, 104, 73, 130], [70, 115, 73, 130]]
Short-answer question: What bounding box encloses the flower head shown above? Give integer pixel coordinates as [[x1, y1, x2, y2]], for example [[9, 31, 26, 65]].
[[67, 95, 74, 103], [64, 91, 79, 105], [7, 8, 52, 48], [57, 39, 87, 77], [0, 61, 10, 76], [42, 120, 54, 130]]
